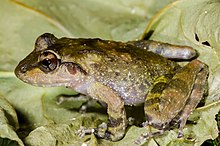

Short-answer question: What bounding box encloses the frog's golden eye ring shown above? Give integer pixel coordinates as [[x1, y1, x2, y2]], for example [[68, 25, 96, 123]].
[[38, 50, 60, 72]]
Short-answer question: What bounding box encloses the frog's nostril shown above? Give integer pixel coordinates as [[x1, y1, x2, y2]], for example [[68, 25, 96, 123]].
[[20, 66, 27, 73]]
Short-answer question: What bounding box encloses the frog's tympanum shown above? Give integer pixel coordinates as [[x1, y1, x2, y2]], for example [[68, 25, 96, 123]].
[[15, 33, 209, 143]]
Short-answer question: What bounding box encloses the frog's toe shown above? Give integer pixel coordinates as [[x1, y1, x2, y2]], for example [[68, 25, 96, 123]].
[[135, 129, 165, 145], [94, 122, 108, 139], [177, 130, 184, 138], [134, 133, 149, 145], [76, 126, 95, 138]]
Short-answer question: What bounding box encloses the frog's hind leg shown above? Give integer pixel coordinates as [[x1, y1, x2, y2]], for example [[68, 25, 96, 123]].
[[135, 75, 172, 145], [142, 60, 208, 141], [177, 63, 209, 137]]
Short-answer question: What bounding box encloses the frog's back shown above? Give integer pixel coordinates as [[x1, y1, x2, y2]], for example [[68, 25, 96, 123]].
[[56, 38, 180, 105]]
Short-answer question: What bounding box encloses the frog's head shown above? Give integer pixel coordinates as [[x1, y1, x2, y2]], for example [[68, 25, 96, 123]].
[[15, 33, 87, 88]]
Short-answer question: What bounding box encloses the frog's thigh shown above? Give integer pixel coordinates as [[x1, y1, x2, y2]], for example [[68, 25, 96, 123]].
[[144, 60, 208, 127], [87, 82, 127, 141]]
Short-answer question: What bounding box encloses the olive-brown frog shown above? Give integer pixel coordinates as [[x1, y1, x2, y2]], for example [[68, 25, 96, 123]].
[[15, 33, 209, 143]]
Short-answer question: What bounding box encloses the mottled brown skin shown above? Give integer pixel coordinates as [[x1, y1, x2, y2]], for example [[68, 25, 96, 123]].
[[15, 33, 209, 142]]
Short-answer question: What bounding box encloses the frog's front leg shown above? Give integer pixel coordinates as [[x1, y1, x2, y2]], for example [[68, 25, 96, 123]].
[[87, 82, 127, 141], [141, 60, 208, 141]]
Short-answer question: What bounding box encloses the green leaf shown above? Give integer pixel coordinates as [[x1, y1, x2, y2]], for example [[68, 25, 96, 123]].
[[1, 0, 219, 146], [12, 0, 174, 41], [0, 95, 24, 146]]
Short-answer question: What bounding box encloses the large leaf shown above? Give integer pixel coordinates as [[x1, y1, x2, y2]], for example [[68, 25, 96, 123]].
[[0, 0, 219, 145], [0, 94, 24, 146]]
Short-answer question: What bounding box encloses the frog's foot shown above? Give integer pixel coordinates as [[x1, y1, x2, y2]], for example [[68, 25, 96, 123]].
[[134, 129, 164, 145], [134, 121, 165, 145], [134, 121, 164, 145], [76, 122, 123, 141], [76, 126, 95, 138], [94, 119, 126, 141], [94, 122, 108, 139]]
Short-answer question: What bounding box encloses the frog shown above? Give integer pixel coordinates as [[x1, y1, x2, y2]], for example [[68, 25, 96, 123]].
[[14, 33, 209, 143]]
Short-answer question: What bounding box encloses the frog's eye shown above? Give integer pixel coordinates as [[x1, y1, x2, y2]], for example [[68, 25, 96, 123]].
[[39, 51, 60, 72]]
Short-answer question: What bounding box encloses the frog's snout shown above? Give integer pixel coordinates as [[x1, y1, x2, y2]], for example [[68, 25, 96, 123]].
[[14, 63, 26, 78], [15, 59, 32, 78]]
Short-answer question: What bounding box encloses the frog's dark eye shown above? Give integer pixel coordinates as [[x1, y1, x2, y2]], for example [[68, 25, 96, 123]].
[[39, 51, 60, 72]]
